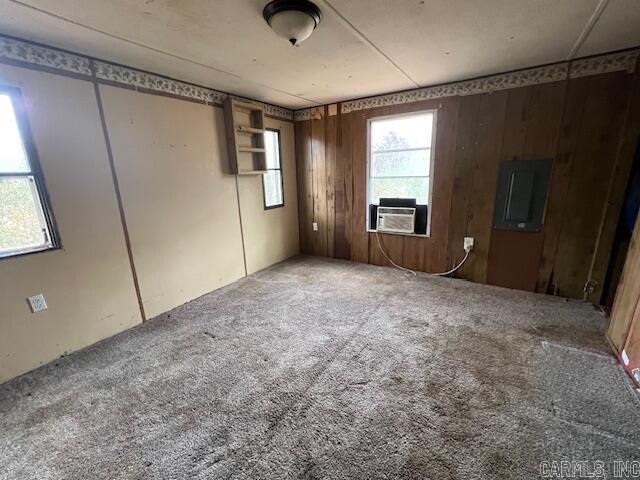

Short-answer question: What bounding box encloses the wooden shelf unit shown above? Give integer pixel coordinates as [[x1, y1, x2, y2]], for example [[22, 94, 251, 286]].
[[236, 125, 264, 134], [224, 98, 266, 175], [238, 147, 266, 153]]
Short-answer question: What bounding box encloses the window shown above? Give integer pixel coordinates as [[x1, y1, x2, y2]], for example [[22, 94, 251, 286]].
[[0, 88, 58, 259], [367, 111, 436, 207], [263, 129, 284, 209]]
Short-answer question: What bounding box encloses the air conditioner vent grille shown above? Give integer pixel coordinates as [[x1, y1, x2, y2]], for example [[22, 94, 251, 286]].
[[377, 206, 416, 234], [378, 207, 414, 216]]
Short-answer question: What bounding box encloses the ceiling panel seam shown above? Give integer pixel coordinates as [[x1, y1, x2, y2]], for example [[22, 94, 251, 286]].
[[319, 0, 420, 88], [567, 0, 610, 59], [8, 0, 320, 107]]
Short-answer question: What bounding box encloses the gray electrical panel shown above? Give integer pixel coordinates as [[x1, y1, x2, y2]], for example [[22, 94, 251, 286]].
[[493, 158, 552, 232]]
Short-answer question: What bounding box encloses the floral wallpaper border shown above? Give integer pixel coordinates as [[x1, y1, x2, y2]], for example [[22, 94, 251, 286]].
[[0, 35, 293, 121], [94, 61, 226, 104], [569, 49, 639, 78], [293, 49, 639, 119], [0, 36, 92, 76], [0, 35, 636, 122]]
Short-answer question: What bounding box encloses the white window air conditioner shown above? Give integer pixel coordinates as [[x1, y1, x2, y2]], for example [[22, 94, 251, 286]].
[[377, 206, 415, 234]]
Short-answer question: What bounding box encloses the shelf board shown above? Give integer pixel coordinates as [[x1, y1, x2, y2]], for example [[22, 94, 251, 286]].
[[232, 100, 259, 111], [237, 169, 267, 175], [236, 125, 264, 134], [238, 147, 266, 153]]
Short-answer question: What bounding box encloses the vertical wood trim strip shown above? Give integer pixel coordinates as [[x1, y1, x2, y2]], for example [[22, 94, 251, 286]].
[[234, 176, 249, 277], [92, 77, 146, 321]]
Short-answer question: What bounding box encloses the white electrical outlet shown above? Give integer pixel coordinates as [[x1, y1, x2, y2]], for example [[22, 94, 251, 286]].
[[28, 294, 47, 313], [464, 237, 474, 252], [312, 222, 318, 231]]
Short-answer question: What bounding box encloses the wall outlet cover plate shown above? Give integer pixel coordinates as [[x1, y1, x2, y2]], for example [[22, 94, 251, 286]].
[[464, 237, 474, 251], [28, 294, 47, 313], [622, 349, 630, 366]]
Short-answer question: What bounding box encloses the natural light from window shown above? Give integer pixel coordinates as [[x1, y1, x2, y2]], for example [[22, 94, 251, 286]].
[[263, 129, 284, 209], [0, 92, 55, 258], [368, 112, 434, 206]]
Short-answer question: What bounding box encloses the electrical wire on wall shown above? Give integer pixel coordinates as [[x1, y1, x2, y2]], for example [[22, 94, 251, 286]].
[[375, 232, 417, 276], [432, 250, 470, 277], [375, 232, 471, 278]]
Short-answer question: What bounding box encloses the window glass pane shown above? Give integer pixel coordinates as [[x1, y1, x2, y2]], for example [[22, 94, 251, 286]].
[[371, 149, 430, 177], [0, 94, 30, 173], [370, 177, 429, 205], [371, 113, 433, 152], [0, 176, 50, 255], [263, 170, 283, 207], [264, 130, 280, 169]]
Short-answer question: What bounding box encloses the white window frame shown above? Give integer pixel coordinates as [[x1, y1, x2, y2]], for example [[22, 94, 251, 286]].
[[366, 109, 437, 237]]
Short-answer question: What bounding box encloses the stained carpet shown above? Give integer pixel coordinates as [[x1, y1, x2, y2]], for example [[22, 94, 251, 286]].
[[1, 256, 639, 479]]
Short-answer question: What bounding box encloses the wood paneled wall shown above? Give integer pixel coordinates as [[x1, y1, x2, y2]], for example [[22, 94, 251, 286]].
[[295, 70, 640, 302], [608, 216, 640, 352]]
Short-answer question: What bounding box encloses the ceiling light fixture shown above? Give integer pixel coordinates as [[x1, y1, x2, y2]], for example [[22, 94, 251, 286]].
[[263, 0, 322, 46]]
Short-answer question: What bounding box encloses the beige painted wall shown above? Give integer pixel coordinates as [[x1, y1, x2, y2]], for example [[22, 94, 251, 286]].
[[237, 118, 299, 275], [99, 85, 247, 319], [0, 66, 299, 384], [0, 66, 142, 383]]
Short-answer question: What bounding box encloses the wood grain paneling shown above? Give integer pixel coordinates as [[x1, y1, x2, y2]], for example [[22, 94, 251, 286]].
[[551, 73, 631, 299], [294, 120, 313, 254], [587, 67, 640, 304], [608, 215, 640, 350], [621, 299, 640, 376], [487, 231, 545, 291], [485, 82, 566, 290], [537, 78, 589, 294], [295, 70, 639, 301], [336, 111, 353, 259], [449, 91, 509, 283], [608, 210, 640, 386], [326, 110, 337, 258], [311, 107, 327, 256], [351, 110, 369, 264]]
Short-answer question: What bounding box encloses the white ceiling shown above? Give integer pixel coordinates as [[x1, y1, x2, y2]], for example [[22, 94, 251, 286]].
[[0, 0, 638, 109]]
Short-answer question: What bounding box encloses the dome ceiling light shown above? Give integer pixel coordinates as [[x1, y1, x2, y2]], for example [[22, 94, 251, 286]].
[[263, 0, 322, 46]]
